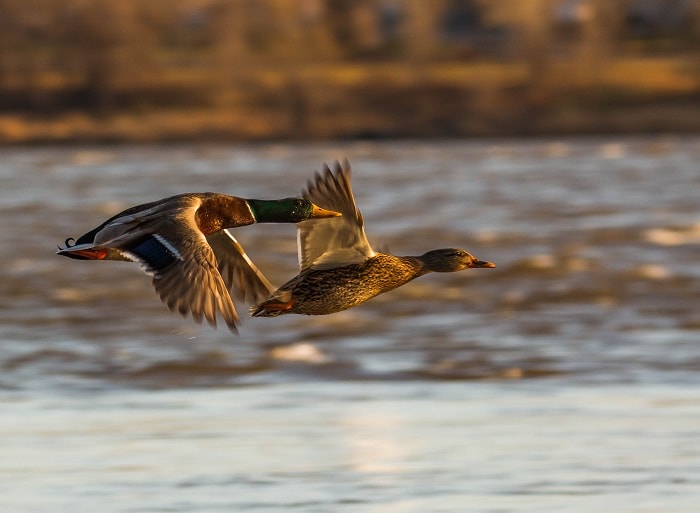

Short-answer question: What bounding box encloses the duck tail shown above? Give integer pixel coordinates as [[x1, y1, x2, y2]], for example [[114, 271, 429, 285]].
[[249, 304, 284, 318], [250, 292, 295, 318], [56, 239, 107, 260]]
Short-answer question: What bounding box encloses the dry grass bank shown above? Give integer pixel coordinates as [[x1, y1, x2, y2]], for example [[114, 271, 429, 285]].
[[1, 57, 699, 144]]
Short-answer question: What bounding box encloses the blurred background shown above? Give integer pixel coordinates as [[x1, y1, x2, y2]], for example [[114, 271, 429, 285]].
[[2, 2, 700, 513], [1, 0, 700, 142]]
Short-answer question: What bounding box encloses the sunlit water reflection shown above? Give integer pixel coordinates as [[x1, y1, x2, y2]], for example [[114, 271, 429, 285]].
[[1, 137, 699, 511]]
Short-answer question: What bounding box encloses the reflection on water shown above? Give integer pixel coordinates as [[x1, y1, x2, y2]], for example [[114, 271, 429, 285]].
[[3, 137, 698, 386], [2, 382, 699, 513], [1, 137, 699, 512]]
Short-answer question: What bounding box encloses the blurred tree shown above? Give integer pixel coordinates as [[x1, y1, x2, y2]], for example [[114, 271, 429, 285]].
[[405, 0, 447, 62], [0, 0, 61, 109], [517, 0, 556, 83], [63, 0, 155, 114], [577, 0, 624, 86], [208, 0, 248, 105]]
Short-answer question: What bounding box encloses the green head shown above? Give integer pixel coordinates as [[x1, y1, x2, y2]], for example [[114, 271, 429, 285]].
[[420, 248, 496, 273], [247, 197, 341, 223]]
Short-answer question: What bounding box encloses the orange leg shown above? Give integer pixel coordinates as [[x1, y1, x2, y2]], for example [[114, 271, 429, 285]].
[[261, 298, 296, 311], [67, 248, 108, 260]]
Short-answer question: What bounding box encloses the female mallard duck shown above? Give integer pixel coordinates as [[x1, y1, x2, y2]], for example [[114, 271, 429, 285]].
[[251, 160, 495, 317], [57, 193, 340, 332]]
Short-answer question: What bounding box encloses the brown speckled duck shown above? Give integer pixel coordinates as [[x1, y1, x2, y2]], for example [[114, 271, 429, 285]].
[[251, 160, 495, 317], [57, 193, 340, 332]]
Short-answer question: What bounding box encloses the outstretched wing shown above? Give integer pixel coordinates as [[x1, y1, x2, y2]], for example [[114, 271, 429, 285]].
[[85, 196, 242, 332], [207, 229, 276, 304], [58, 193, 274, 333], [298, 160, 375, 271], [152, 243, 239, 332], [120, 218, 241, 333]]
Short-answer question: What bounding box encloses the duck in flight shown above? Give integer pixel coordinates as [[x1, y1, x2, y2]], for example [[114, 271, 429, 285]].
[[57, 193, 340, 332], [251, 160, 495, 317]]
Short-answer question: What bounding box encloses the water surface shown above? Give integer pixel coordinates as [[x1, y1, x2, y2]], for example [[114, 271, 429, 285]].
[[1, 137, 699, 512]]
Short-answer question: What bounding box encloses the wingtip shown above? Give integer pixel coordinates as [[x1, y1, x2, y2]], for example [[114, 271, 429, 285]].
[[335, 158, 351, 175], [197, 310, 241, 335]]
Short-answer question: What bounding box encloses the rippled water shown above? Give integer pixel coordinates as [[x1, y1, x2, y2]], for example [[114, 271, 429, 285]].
[[2, 138, 699, 512]]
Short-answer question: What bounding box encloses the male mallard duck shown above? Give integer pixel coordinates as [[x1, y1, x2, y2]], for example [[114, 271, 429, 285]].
[[251, 160, 495, 317], [57, 193, 340, 332]]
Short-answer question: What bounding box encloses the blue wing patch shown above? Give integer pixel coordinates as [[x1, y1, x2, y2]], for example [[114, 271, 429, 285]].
[[127, 235, 179, 275]]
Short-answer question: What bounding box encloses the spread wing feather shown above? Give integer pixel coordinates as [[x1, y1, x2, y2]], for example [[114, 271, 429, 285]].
[[297, 160, 375, 271], [145, 224, 240, 332], [58, 194, 282, 333], [206, 230, 276, 304]]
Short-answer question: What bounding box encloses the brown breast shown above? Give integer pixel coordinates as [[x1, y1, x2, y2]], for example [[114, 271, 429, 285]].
[[195, 194, 255, 234]]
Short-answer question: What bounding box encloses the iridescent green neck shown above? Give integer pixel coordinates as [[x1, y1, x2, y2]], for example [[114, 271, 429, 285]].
[[247, 198, 311, 223]]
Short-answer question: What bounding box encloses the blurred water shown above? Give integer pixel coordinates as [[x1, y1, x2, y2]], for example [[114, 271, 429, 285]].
[[1, 137, 699, 512]]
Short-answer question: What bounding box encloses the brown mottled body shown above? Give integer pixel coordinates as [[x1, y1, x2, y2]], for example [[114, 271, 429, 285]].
[[251, 160, 496, 319], [276, 253, 426, 315]]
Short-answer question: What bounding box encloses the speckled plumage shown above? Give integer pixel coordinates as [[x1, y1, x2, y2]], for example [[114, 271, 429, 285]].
[[251, 160, 495, 317], [266, 254, 425, 315]]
